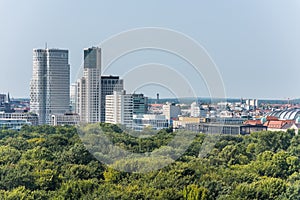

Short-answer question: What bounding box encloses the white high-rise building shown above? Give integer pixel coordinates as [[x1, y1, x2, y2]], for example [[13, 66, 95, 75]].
[[30, 48, 70, 125], [105, 91, 133, 127], [77, 47, 101, 123]]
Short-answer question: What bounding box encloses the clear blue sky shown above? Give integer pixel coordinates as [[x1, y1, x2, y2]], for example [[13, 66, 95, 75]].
[[1, 0, 300, 99]]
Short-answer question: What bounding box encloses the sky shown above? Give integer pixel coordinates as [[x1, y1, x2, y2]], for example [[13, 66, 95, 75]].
[[1, 0, 300, 99]]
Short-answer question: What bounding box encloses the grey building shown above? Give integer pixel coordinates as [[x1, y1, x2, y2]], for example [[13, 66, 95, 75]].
[[76, 47, 101, 123], [100, 76, 124, 122], [0, 112, 38, 126], [185, 123, 267, 135], [30, 48, 70, 124]]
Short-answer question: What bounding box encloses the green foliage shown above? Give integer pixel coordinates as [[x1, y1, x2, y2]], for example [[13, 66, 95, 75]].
[[0, 124, 298, 199]]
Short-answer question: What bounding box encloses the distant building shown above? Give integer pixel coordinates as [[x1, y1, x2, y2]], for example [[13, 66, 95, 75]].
[[0, 112, 38, 126], [30, 48, 70, 124], [132, 93, 148, 114], [163, 102, 181, 122], [186, 123, 267, 135], [76, 47, 101, 123], [0, 119, 31, 131], [173, 116, 206, 130], [105, 91, 133, 127], [148, 104, 163, 115], [100, 76, 124, 122], [190, 102, 200, 117], [50, 113, 80, 126], [266, 108, 300, 120], [213, 117, 247, 125], [245, 116, 300, 134], [132, 114, 168, 131], [70, 83, 77, 113], [0, 94, 6, 104]]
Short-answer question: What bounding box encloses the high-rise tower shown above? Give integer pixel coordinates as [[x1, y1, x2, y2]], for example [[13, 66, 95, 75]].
[[30, 48, 70, 124], [100, 76, 124, 122], [77, 47, 101, 123]]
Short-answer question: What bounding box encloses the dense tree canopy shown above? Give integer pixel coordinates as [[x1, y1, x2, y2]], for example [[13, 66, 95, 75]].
[[0, 124, 299, 199]]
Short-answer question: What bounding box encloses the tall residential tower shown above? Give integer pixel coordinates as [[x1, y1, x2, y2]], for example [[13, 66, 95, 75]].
[[30, 48, 70, 124]]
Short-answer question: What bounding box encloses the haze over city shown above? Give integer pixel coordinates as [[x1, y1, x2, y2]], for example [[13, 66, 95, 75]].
[[1, 0, 300, 99]]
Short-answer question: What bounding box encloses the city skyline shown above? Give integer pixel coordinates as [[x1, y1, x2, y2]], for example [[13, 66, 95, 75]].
[[1, 1, 300, 99]]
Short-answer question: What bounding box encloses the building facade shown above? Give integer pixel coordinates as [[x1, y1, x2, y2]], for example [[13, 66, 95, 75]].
[[30, 48, 70, 124], [132, 93, 148, 114], [76, 47, 101, 123], [105, 91, 133, 127], [0, 112, 38, 126], [132, 114, 168, 131], [50, 113, 80, 126], [163, 102, 181, 122], [0, 119, 31, 131], [100, 76, 124, 122]]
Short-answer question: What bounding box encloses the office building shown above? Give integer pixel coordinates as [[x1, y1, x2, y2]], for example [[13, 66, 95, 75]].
[[50, 113, 80, 126], [100, 76, 124, 122], [132, 114, 168, 131], [163, 102, 181, 121], [30, 48, 70, 124], [77, 47, 101, 123], [0, 119, 31, 131], [105, 91, 133, 127], [70, 83, 77, 113], [186, 123, 267, 135], [132, 93, 148, 114]]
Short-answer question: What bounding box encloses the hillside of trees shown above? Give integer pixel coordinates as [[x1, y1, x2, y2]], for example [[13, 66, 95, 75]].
[[0, 124, 300, 199]]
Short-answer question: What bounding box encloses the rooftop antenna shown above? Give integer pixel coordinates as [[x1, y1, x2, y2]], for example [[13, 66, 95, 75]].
[[45, 42, 48, 49]]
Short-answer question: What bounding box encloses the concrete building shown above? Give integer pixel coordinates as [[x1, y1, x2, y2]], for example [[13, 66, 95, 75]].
[[0, 112, 38, 126], [0, 119, 31, 131], [30, 48, 70, 124], [173, 116, 203, 130], [50, 113, 80, 126], [132, 114, 168, 131], [186, 123, 267, 135], [190, 102, 207, 118], [105, 91, 133, 127], [100, 76, 124, 122], [77, 47, 101, 123], [163, 102, 181, 122]]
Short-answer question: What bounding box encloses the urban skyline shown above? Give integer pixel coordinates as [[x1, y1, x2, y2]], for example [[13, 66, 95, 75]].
[[1, 1, 300, 99]]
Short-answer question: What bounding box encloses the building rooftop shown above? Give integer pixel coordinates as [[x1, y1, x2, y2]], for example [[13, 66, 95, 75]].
[[266, 108, 300, 120]]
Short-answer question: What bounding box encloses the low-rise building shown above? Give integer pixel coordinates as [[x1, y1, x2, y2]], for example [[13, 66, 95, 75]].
[[0, 119, 31, 131], [50, 113, 80, 126], [132, 114, 168, 131], [0, 112, 38, 126], [173, 116, 205, 130], [186, 123, 267, 135]]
